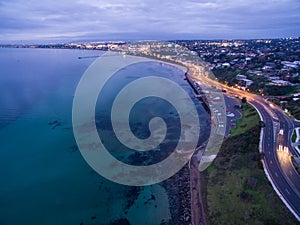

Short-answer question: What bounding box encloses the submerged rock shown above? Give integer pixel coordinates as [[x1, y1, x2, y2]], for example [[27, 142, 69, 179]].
[[109, 218, 131, 225]]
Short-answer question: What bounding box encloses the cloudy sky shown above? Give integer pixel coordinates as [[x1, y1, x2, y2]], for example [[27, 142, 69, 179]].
[[0, 0, 300, 43]]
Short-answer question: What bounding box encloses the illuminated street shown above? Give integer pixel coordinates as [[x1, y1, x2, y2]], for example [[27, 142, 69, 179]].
[[192, 72, 300, 220]]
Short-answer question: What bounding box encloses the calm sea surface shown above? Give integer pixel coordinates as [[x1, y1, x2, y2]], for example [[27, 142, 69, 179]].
[[0, 48, 209, 225]]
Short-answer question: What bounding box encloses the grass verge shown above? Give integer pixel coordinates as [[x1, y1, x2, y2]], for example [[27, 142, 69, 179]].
[[292, 130, 297, 143], [230, 102, 260, 137]]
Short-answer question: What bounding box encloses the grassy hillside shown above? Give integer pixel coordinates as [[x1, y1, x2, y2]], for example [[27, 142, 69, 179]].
[[201, 103, 299, 225]]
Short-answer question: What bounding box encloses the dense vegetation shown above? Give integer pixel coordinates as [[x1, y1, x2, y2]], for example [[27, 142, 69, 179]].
[[263, 85, 300, 96], [212, 68, 241, 86], [282, 98, 300, 120]]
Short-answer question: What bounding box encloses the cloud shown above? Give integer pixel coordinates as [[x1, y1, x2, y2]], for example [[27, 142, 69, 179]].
[[0, 0, 299, 43]]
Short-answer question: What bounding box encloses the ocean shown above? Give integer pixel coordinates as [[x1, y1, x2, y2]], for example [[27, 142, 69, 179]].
[[0, 48, 209, 225]]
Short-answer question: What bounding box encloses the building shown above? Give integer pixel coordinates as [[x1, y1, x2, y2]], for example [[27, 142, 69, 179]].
[[238, 78, 254, 90], [271, 80, 290, 86], [236, 74, 247, 80]]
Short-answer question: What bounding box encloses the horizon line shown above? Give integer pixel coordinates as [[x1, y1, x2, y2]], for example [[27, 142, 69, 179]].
[[0, 36, 299, 46]]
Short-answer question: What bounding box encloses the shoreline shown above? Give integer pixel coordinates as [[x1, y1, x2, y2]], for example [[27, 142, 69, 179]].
[[161, 164, 192, 225], [190, 155, 206, 225], [137, 53, 207, 225]]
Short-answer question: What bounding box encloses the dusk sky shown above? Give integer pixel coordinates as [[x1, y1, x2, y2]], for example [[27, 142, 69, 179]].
[[1, 0, 300, 43]]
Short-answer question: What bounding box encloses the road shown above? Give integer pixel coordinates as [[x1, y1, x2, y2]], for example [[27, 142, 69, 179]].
[[191, 74, 300, 221], [251, 99, 300, 219]]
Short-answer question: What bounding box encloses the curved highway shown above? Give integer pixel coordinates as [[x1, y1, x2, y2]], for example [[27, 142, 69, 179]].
[[251, 99, 300, 220], [191, 73, 300, 221]]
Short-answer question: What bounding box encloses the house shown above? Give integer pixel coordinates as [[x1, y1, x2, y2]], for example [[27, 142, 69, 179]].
[[236, 74, 247, 80], [238, 78, 253, 88], [271, 79, 290, 86]]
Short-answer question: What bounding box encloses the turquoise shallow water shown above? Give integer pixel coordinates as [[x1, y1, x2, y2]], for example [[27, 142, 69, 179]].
[[0, 48, 209, 225]]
